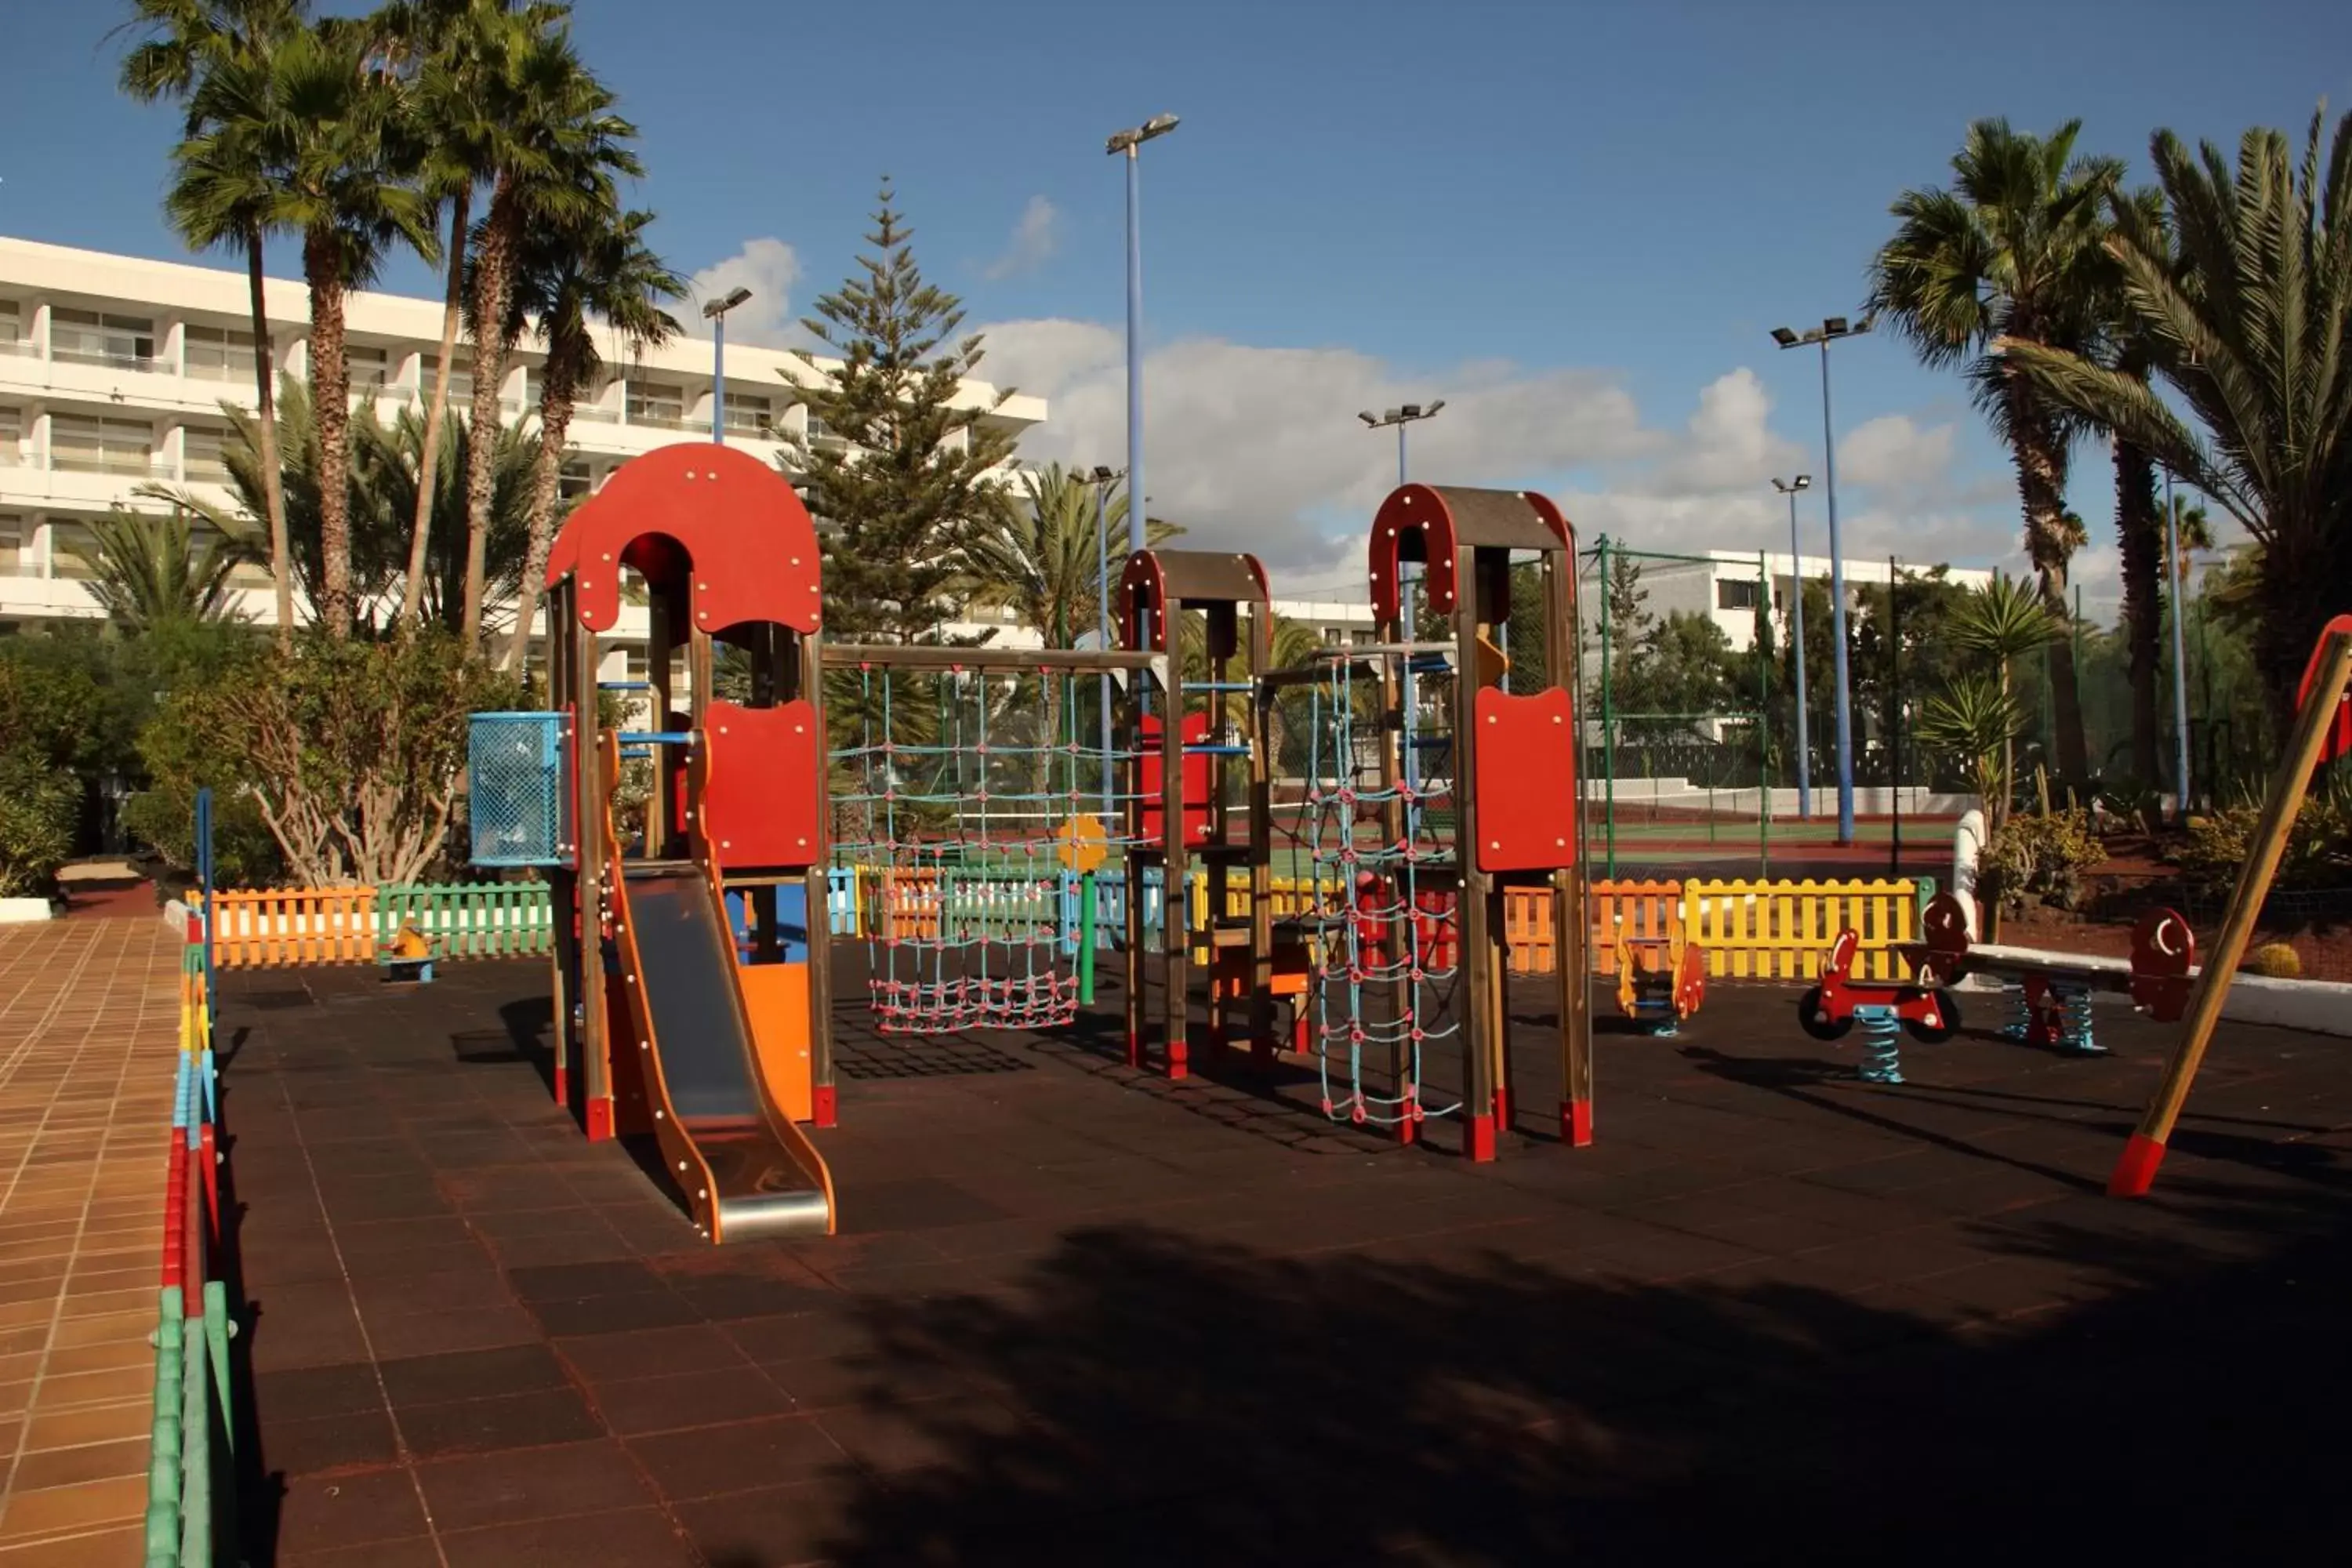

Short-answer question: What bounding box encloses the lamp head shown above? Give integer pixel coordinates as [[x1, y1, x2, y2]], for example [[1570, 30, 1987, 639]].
[[702, 285, 753, 319], [1770, 326, 1799, 349]]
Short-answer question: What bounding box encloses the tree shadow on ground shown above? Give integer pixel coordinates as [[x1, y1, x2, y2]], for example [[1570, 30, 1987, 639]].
[[771, 1192, 2352, 1566]]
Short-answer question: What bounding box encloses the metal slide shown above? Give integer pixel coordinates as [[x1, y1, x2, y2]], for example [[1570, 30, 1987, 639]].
[[612, 862, 835, 1242]]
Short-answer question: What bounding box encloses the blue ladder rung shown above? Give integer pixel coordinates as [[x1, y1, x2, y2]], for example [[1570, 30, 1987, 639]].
[[1408, 735, 1452, 748], [1182, 681, 1254, 693], [619, 746, 652, 759], [618, 730, 693, 746], [1181, 744, 1251, 756], [598, 680, 652, 691]]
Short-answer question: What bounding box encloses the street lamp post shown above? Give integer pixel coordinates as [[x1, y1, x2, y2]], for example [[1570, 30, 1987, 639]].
[[1356, 401, 1446, 485], [1771, 314, 1872, 844], [1772, 474, 1813, 820], [1107, 114, 1179, 556], [702, 286, 753, 445]]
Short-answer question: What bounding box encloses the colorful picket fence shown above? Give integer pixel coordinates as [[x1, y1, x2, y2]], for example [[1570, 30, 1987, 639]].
[[150, 924, 236, 1566], [199, 882, 553, 968], [198, 871, 1929, 982]]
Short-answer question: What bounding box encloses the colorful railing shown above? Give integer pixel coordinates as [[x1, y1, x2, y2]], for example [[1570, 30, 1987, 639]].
[[149, 924, 236, 1566]]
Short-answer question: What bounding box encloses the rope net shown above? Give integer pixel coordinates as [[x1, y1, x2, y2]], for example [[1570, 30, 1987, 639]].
[[829, 662, 1146, 1034], [1298, 642, 1464, 1127]]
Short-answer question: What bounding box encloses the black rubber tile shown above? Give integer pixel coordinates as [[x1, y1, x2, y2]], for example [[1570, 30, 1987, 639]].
[[672, 1479, 857, 1566], [377, 1343, 568, 1409], [252, 1360, 385, 1424], [527, 1290, 702, 1338], [274, 1467, 429, 1555], [412, 1438, 658, 1534], [438, 1507, 699, 1568], [589, 1365, 796, 1435], [262, 1407, 401, 1477], [626, 1414, 848, 1501], [552, 1322, 748, 1385], [506, 1259, 662, 1303], [397, 1385, 603, 1457], [362, 1302, 543, 1360]]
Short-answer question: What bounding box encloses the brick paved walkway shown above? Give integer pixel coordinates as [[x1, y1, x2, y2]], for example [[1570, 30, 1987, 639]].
[[0, 919, 182, 1565]]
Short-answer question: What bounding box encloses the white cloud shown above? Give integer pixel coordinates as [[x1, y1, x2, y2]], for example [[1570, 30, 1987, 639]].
[[978, 318, 1662, 584], [982, 196, 1062, 281], [1837, 414, 1956, 492], [686, 237, 804, 348]]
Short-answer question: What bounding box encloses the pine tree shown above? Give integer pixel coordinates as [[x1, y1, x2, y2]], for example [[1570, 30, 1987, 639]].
[[787, 183, 1018, 644]]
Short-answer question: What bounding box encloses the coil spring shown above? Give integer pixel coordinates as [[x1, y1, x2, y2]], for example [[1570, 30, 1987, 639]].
[[2057, 983, 2103, 1054], [1998, 982, 2034, 1041], [1854, 1004, 1904, 1084]]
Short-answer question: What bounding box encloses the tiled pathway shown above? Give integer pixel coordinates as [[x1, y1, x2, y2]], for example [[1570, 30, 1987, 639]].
[[0, 918, 183, 1563]]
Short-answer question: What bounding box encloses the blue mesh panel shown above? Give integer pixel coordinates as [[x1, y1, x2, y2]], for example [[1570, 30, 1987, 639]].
[[469, 713, 568, 867]]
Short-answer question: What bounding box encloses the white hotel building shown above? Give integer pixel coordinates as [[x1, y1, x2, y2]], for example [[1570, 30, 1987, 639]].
[[0, 236, 1387, 660]]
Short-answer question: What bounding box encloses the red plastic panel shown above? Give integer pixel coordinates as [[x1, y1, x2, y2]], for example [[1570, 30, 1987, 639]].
[[1138, 712, 1215, 850], [1119, 552, 1169, 651], [700, 699, 822, 870], [1367, 485, 1458, 624], [546, 445, 824, 636], [1472, 687, 1577, 872], [2294, 613, 2352, 765]]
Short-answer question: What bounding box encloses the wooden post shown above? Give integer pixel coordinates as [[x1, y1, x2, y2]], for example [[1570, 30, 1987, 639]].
[[1452, 540, 1497, 1163], [547, 578, 575, 1112], [1247, 599, 1276, 1064], [800, 626, 837, 1127], [573, 610, 610, 1140], [2111, 626, 2352, 1196], [1160, 644, 1190, 1080], [1377, 618, 1414, 1144], [1551, 549, 1595, 1144]]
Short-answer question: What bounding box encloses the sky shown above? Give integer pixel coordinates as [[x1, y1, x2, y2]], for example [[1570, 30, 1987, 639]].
[[6, 0, 2350, 608]]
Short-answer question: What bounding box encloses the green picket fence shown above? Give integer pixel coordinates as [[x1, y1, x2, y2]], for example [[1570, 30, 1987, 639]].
[[376, 881, 553, 959]]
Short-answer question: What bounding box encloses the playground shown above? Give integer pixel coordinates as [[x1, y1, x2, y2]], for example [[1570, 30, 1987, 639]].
[[64, 451, 2352, 1566], [205, 952, 2352, 1565]]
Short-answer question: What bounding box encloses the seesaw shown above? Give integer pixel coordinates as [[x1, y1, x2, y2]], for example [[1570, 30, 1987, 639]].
[[1798, 890, 2195, 1082]]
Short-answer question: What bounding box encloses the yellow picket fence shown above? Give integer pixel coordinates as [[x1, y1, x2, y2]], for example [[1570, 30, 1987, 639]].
[[1684, 880, 1922, 981], [1198, 873, 1921, 980]]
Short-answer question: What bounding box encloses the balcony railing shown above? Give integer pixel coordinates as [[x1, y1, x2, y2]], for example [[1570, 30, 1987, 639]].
[[51, 345, 163, 373], [49, 451, 170, 477], [625, 408, 700, 432], [0, 339, 38, 358], [573, 404, 622, 423]]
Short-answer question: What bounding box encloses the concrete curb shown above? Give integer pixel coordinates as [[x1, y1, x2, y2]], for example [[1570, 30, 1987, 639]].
[[0, 897, 58, 924]]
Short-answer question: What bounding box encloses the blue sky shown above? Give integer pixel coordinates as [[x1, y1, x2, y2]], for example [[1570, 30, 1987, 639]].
[[6, 0, 2350, 600]]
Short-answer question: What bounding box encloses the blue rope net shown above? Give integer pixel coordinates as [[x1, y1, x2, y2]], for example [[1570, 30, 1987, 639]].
[[1298, 645, 1463, 1127], [830, 662, 1148, 1034]]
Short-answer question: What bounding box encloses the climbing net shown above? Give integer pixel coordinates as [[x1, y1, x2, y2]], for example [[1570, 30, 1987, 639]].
[[829, 661, 1147, 1034], [1298, 644, 1464, 1127]]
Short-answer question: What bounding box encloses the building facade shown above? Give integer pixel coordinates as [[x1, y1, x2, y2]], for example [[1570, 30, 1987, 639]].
[[1626, 549, 1996, 652], [0, 236, 1055, 651]]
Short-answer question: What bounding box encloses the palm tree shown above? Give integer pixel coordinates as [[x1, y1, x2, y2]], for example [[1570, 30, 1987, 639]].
[[367, 0, 561, 627], [502, 204, 684, 673], [1867, 118, 2123, 784], [453, 17, 642, 649], [151, 376, 536, 633], [1948, 572, 2061, 822], [117, 0, 307, 643], [2103, 185, 2172, 788], [179, 19, 436, 636], [2160, 490, 2215, 589], [1915, 673, 2025, 813], [1997, 109, 2352, 738], [61, 507, 258, 631]]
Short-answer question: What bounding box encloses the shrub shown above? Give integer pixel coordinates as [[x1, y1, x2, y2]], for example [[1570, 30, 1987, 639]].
[[1978, 808, 2107, 915], [2245, 942, 2303, 978], [2173, 797, 2352, 899], [0, 752, 79, 898], [140, 627, 517, 886]]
